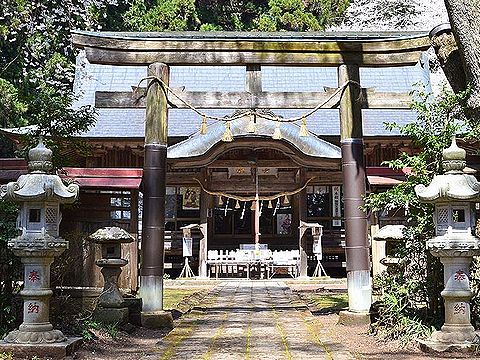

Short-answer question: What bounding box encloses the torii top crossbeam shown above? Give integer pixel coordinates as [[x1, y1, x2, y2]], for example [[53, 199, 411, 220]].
[[72, 30, 430, 66]]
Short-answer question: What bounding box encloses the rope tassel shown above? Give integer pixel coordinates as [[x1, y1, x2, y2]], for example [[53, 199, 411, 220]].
[[272, 122, 282, 140], [299, 117, 309, 137], [200, 116, 208, 135], [222, 121, 234, 142], [246, 114, 256, 133]]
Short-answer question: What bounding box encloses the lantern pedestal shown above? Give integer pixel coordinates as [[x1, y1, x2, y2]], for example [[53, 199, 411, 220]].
[[419, 240, 480, 352], [93, 258, 129, 324], [4, 244, 68, 344], [88, 227, 135, 325]]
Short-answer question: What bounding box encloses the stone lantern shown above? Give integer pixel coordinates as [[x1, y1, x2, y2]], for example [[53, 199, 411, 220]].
[[88, 227, 134, 324], [0, 139, 79, 345], [415, 137, 480, 351]]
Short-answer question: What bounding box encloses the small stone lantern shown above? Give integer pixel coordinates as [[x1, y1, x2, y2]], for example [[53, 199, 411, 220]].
[[88, 227, 134, 324], [415, 137, 480, 351], [0, 139, 79, 344]]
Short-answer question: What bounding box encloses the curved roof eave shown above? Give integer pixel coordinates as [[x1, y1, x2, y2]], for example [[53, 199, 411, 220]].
[[167, 117, 341, 160]]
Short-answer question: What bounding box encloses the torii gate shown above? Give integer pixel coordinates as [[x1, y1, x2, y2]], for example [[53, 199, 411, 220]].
[[72, 31, 430, 326]]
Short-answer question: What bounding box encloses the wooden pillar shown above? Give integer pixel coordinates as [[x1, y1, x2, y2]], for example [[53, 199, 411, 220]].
[[338, 64, 371, 314], [298, 187, 308, 278], [198, 169, 210, 278], [139, 63, 173, 327]]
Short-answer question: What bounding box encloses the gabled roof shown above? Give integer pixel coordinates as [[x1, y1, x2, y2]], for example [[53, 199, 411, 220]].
[[168, 115, 341, 160]]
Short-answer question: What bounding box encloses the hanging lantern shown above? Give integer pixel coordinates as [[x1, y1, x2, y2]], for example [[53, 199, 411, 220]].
[[268, 200, 273, 209], [222, 121, 234, 142], [299, 117, 309, 137], [235, 200, 241, 209], [250, 201, 256, 211], [283, 195, 290, 205], [200, 116, 208, 135], [272, 122, 282, 140], [246, 113, 256, 133], [218, 196, 223, 206]]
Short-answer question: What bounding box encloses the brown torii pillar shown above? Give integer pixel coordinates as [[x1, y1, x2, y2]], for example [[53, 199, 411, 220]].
[[338, 64, 372, 321], [139, 62, 173, 329]]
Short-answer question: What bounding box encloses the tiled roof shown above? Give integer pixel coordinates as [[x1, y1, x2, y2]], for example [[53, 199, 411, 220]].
[[73, 51, 429, 138]]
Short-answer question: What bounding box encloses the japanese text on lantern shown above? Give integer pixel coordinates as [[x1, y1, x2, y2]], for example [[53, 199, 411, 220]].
[[28, 269, 40, 282], [27, 302, 40, 314], [453, 302, 466, 315], [454, 270, 467, 282]]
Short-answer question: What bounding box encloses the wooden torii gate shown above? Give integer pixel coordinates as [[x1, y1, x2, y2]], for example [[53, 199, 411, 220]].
[[72, 31, 430, 326]]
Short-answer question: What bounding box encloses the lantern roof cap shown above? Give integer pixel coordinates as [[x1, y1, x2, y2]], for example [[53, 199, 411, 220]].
[[415, 137, 480, 203], [442, 136, 466, 174], [28, 137, 53, 173], [88, 226, 134, 244], [0, 138, 79, 203]]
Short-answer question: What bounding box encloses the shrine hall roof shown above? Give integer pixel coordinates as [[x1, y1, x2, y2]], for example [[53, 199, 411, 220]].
[[72, 52, 430, 139]]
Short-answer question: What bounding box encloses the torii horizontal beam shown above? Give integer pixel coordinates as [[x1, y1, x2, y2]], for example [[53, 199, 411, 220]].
[[95, 88, 412, 109], [72, 31, 430, 66]]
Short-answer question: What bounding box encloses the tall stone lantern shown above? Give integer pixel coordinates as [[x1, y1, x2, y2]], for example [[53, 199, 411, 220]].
[[0, 139, 79, 345], [415, 137, 480, 351]]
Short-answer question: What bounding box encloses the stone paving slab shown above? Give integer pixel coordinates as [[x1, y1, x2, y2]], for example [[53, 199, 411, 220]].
[[141, 281, 355, 360]]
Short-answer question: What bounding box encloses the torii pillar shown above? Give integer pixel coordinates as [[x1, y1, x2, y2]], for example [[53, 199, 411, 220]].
[[139, 62, 173, 329], [338, 64, 372, 325]]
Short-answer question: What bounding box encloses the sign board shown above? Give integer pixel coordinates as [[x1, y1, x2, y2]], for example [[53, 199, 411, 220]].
[[313, 236, 323, 260], [183, 237, 193, 257], [332, 185, 342, 227]]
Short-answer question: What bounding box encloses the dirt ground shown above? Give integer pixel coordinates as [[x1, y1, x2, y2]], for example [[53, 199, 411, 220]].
[[69, 280, 478, 360]]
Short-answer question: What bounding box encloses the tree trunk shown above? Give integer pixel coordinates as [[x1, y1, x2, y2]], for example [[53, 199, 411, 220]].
[[444, 0, 480, 110]]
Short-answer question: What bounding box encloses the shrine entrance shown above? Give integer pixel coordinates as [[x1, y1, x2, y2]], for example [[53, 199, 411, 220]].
[[167, 113, 342, 278], [72, 30, 430, 320]]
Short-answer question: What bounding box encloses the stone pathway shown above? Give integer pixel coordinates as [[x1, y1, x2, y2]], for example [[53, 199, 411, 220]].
[[141, 281, 355, 360]]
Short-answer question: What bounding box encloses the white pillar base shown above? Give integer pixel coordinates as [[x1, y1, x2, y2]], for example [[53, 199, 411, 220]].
[[347, 270, 372, 313], [139, 275, 163, 312]]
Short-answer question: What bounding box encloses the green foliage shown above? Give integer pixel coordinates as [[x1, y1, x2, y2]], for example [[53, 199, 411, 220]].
[[0, 0, 106, 161], [122, 0, 350, 31], [366, 85, 477, 344], [0, 352, 14, 360], [0, 200, 21, 338], [124, 0, 199, 31]]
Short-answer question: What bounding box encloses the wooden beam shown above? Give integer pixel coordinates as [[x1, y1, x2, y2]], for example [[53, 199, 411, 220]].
[[207, 160, 298, 168], [73, 31, 429, 53], [96, 89, 412, 109], [73, 31, 430, 66], [246, 64, 262, 93], [84, 47, 425, 66]]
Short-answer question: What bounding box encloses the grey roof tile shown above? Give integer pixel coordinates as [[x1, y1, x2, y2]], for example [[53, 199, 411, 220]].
[[73, 52, 429, 138]]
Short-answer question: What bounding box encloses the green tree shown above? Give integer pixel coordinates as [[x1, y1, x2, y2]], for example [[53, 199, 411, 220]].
[[121, 0, 350, 32], [0, 0, 110, 162]]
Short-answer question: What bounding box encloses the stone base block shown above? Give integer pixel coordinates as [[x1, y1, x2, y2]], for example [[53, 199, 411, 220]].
[[124, 297, 142, 326], [0, 337, 82, 359], [418, 338, 479, 353], [296, 276, 311, 281], [141, 311, 174, 330], [337, 310, 371, 326], [418, 330, 480, 353], [93, 306, 129, 325]]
